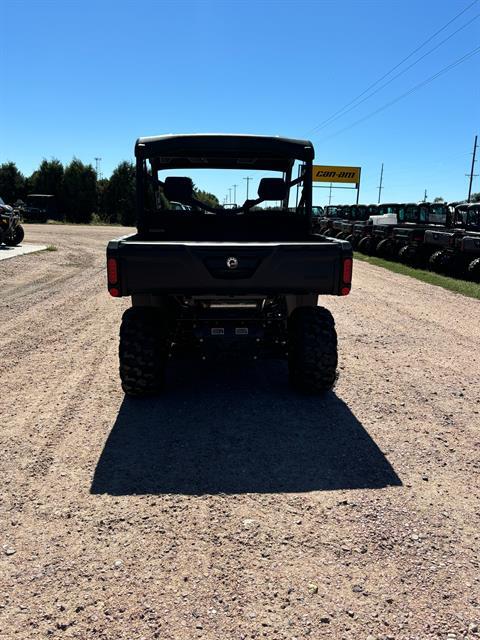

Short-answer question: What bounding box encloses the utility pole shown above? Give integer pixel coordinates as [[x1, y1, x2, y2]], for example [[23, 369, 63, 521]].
[[94, 157, 102, 180], [423, 189, 428, 202], [243, 176, 252, 200], [228, 188, 232, 204], [466, 134, 478, 202], [232, 184, 238, 205], [328, 184, 333, 205], [377, 163, 384, 204]]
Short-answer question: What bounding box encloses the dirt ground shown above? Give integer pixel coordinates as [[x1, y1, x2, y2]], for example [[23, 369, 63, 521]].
[[0, 223, 479, 640]]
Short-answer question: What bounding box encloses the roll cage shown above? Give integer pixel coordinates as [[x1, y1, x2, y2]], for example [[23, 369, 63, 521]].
[[134, 134, 315, 234]]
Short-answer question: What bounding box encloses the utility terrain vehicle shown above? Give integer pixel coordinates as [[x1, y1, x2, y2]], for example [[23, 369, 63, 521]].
[[347, 204, 379, 248], [106, 134, 352, 395], [326, 206, 351, 237], [357, 203, 403, 255], [392, 202, 452, 266], [334, 205, 375, 240], [0, 197, 24, 246], [426, 203, 480, 280], [317, 205, 342, 234], [20, 194, 56, 223]]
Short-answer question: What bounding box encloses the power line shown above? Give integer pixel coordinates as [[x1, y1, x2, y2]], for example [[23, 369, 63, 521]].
[[307, 0, 479, 134], [309, 12, 479, 135], [315, 45, 480, 143]]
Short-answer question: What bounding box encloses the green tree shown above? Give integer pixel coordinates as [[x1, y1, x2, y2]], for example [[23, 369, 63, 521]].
[[0, 162, 26, 203], [104, 161, 136, 226], [95, 178, 110, 221], [28, 158, 64, 197], [433, 197, 444, 203], [63, 158, 97, 223], [471, 192, 480, 203], [194, 188, 219, 208]]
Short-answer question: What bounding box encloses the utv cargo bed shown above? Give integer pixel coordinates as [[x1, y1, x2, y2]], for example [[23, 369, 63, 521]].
[[107, 234, 351, 297]]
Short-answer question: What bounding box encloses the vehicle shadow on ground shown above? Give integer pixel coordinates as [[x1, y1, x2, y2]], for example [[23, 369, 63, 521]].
[[91, 361, 401, 495]]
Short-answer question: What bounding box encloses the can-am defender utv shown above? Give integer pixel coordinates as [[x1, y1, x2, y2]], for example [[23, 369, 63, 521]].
[[106, 134, 353, 395], [426, 203, 480, 280]]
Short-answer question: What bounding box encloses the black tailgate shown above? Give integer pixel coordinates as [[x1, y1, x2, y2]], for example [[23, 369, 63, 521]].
[[107, 238, 351, 296]]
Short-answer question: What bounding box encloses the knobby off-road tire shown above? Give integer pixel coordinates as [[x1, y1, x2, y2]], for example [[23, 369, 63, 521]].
[[357, 235, 374, 255], [5, 225, 25, 246], [467, 257, 480, 283], [345, 234, 354, 246], [119, 307, 169, 396], [376, 238, 394, 259], [429, 250, 451, 274], [288, 306, 338, 394]]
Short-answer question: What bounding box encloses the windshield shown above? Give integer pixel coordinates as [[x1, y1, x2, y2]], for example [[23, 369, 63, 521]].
[[467, 208, 480, 230], [0, 197, 5, 206], [353, 205, 369, 220], [398, 205, 418, 222], [324, 206, 339, 218], [378, 204, 399, 215], [455, 206, 469, 227]]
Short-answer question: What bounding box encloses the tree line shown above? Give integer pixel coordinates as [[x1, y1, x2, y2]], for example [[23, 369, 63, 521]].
[[0, 159, 221, 225], [0, 159, 136, 225]]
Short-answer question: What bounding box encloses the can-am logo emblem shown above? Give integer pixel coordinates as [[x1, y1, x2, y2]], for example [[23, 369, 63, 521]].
[[226, 256, 239, 269]]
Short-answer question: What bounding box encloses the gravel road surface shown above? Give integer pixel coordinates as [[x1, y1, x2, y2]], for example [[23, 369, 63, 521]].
[[1, 224, 479, 640]]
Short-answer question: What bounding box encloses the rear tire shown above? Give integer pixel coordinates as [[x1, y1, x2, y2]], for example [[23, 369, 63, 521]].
[[288, 306, 338, 394], [429, 249, 451, 274], [4, 225, 24, 246], [119, 307, 169, 396], [467, 257, 480, 283], [357, 235, 374, 255], [376, 238, 394, 259]]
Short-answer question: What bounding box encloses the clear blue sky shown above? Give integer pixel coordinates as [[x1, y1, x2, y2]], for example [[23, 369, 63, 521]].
[[1, 0, 479, 205]]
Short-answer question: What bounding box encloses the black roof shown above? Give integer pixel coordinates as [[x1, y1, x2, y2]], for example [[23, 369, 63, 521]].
[[27, 194, 55, 198], [135, 133, 314, 171]]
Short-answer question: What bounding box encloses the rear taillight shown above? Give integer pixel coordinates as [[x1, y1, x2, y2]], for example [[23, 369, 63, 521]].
[[341, 257, 353, 295], [107, 257, 120, 297], [107, 257, 118, 284]]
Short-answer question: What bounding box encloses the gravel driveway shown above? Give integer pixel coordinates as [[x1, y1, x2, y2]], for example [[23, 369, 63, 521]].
[[0, 224, 479, 639]]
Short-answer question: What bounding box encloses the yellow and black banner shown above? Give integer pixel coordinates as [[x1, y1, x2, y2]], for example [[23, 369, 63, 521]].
[[312, 165, 361, 184]]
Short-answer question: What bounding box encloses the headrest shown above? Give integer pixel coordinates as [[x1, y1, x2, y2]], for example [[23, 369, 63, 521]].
[[258, 178, 287, 201], [163, 177, 194, 202]]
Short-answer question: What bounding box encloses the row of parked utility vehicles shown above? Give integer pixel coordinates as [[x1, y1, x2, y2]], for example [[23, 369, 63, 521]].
[[315, 201, 480, 281]]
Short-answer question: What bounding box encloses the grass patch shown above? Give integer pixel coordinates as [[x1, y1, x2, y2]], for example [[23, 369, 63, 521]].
[[354, 252, 480, 301], [45, 245, 58, 252]]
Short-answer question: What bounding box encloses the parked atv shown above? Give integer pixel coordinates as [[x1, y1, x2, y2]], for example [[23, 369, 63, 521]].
[[0, 198, 25, 246]]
